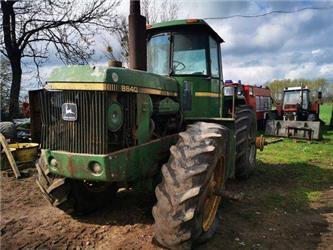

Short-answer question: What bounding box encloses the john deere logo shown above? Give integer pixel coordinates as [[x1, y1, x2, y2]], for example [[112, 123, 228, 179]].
[[62, 103, 77, 121]]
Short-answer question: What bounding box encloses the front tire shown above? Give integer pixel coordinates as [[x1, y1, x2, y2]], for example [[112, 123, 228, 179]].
[[153, 122, 229, 249]]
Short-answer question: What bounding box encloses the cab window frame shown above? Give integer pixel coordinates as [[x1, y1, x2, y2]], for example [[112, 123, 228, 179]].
[[147, 32, 171, 76], [209, 36, 221, 79]]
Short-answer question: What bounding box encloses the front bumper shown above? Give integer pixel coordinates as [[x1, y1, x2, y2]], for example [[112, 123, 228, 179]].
[[44, 134, 178, 182]]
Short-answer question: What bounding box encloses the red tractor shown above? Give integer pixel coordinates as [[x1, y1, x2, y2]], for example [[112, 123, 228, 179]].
[[275, 86, 320, 121], [265, 86, 322, 140]]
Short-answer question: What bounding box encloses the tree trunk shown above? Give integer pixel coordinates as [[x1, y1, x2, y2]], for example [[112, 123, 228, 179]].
[[9, 58, 22, 119], [1, 1, 22, 119]]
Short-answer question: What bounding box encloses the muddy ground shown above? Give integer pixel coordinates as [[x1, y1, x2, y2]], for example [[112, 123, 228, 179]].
[[0, 164, 332, 250]]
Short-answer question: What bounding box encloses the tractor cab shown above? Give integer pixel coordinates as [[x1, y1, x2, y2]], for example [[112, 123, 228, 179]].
[[147, 19, 225, 119], [283, 87, 310, 112]]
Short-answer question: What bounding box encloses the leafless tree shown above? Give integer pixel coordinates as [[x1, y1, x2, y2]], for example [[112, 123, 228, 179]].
[[112, 0, 179, 64], [113, 16, 129, 63], [0, 56, 11, 117], [0, 0, 120, 119]]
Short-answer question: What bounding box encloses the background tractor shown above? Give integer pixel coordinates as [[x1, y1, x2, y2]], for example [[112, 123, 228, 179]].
[[30, 1, 258, 249], [265, 86, 322, 140], [224, 80, 273, 129]]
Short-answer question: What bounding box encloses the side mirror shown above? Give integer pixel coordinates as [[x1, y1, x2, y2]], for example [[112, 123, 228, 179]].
[[318, 91, 322, 99]]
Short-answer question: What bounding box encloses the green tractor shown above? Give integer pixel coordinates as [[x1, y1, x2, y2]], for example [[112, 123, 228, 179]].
[[31, 4, 258, 249]]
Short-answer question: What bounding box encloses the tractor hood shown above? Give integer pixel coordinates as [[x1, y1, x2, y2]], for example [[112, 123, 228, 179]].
[[46, 65, 178, 97]]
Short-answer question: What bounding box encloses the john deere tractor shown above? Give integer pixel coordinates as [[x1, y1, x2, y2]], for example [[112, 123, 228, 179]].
[[30, 2, 257, 249]]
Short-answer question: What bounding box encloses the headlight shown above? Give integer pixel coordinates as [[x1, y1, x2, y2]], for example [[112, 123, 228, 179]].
[[89, 161, 103, 175]]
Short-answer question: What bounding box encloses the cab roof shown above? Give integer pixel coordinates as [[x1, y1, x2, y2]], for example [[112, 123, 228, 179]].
[[284, 87, 309, 91], [147, 19, 224, 43]]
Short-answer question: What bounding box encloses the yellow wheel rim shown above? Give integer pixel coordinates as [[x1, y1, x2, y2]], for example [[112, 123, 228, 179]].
[[202, 157, 225, 232]]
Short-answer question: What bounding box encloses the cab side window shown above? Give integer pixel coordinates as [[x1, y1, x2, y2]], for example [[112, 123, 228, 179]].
[[209, 37, 219, 78]]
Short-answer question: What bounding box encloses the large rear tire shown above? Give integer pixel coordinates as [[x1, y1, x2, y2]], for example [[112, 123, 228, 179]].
[[235, 105, 257, 179], [36, 152, 117, 215], [153, 122, 229, 249]]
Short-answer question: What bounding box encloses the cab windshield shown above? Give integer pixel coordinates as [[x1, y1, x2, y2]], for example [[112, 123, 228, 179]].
[[147, 32, 217, 76], [283, 90, 309, 109], [172, 33, 207, 75]]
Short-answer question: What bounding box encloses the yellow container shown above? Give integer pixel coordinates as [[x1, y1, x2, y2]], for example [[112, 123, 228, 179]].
[[8, 143, 39, 163]]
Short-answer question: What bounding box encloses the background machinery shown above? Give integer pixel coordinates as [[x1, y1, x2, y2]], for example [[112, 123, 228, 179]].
[[30, 1, 258, 249], [265, 86, 322, 140], [224, 80, 272, 129]]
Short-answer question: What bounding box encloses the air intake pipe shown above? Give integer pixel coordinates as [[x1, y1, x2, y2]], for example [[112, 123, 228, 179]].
[[128, 0, 147, 71]]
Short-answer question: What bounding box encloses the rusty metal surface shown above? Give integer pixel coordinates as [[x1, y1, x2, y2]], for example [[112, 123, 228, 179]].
[[46, 134, 179, 183], [29, 90, 43, 143], [255, 135, 266, 151], [265, 120, 321, 140], [39, 90, 108, 154]]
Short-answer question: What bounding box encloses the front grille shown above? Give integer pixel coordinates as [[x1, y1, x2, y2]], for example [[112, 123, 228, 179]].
[[39, 90, 108, 154]]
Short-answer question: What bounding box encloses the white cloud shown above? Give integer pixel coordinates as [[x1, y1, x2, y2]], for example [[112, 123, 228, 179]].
[[284, 62, 333, 80], [254, 23, 286, 48], [284, 62, 317, 79], [224, 65, 276, 84], [319, 64, 333, 78], [311, 49, 321, 55]]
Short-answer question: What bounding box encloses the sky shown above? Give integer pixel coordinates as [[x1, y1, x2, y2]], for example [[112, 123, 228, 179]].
[[22, 0, 333, 91]]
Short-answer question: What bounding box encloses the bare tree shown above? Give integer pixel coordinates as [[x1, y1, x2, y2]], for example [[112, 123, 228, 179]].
[[114, 16, 129, 63], [158, 0, 179, 24], [112, 0, 179, 64], [0, 56, 11, 118], [0, 0, 120, 119], [141, 0, 179, 24]]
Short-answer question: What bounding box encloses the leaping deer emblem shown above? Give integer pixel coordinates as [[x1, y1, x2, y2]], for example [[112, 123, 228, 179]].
[[65, 105, 75, 115]]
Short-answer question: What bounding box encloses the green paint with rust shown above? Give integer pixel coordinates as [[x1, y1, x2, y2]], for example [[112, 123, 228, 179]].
[[46, 134, 178, 182], [47, 66, 178, 93], [149, 19, 208, 29], [174, 76, 221, 118], [156, 97, 180, 114], [136, 94, 153, 144]]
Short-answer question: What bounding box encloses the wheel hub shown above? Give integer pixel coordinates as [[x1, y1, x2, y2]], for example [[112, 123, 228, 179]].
[[202, 157, 225, 231]]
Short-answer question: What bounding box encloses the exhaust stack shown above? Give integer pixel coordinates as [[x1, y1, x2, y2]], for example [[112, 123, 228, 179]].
[[128, 0, 147, 71]]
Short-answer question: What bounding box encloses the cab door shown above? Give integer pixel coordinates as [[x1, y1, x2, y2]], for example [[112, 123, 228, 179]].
[[173, 33, 221, 119]]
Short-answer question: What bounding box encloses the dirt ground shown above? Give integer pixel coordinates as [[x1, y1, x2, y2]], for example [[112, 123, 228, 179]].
[[0, 167, 332, 250]]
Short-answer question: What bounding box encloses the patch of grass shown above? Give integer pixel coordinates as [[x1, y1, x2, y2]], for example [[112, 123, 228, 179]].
[[306, 191, 322, 202], [254, 103, 333, 213], [320, 103, 332, 124]]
